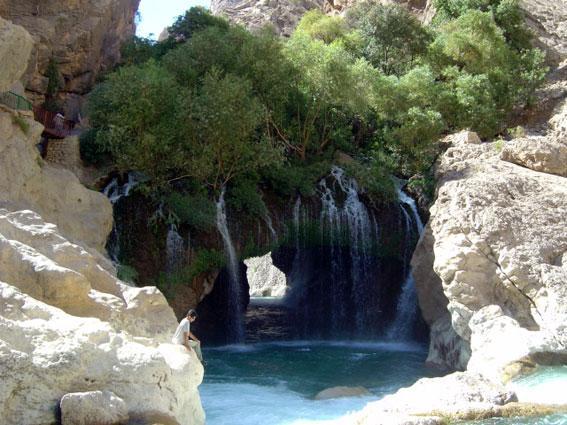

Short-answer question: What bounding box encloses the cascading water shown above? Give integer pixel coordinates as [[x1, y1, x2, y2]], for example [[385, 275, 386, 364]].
[[103, 173, 140, 263], [284, 166, 387, 339], [165, 226, 186, 275], [386, 184, 425, 340], [216, 187, 245, 343]]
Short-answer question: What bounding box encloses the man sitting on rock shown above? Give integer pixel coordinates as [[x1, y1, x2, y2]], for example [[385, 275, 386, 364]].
[[172, 309, 203, 362]]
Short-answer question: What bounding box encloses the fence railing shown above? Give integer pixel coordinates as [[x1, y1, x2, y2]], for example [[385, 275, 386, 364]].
[[0, 91, 32, 111], [33, 105, 76, 138]]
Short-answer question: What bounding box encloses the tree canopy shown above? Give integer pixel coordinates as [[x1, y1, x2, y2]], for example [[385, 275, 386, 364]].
[[84, 4, 547, 226]]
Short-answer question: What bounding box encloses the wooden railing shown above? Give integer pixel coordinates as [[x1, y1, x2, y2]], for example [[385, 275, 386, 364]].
[[0, 91, 32, 111], [33, 105, 76, 139]]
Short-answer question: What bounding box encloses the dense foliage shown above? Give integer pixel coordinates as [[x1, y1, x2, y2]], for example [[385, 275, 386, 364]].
[[86, 1, 546, 230]]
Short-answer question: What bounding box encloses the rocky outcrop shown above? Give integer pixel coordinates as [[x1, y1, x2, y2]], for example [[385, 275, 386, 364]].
[[416, 127, 567, 376], [211, 0, 432, 35], [501, 136, 567, 177], [334, 371, 567, 425], [521, 0, 567, 66], [0, 209, 205, 425], [0, 17, 33, 92], [245, 253, 287, 297], [212, 0, 325, 36], [501, 72, 567, 178], [0, 0, 140, 116], [0, 106, 112, 251], [60, 391, 129, 425], [0, 27, 204, 425]]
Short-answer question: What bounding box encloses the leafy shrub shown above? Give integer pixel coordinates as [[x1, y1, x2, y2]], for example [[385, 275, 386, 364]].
[[166, 191, 216, 231], [79, 128, 109, 165], [117, 264, 139, 284], [227, 177, 267, 218]]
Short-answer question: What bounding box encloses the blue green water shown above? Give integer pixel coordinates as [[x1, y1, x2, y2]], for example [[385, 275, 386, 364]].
[[461, 366, 567, 425], [460, 415, 567, 425], [200, 340, 437, 425]]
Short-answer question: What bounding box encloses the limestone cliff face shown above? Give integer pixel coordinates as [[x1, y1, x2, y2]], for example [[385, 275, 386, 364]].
[[0, 210, 205, 425], [212, 0, 326, 36], [0, 20, 204, 425], [0, 0, 140, 116], [412, 0, 567, 374], [212, 0, 432, 35], [0, 17, 33, 92], [0, 106, 113, 251]]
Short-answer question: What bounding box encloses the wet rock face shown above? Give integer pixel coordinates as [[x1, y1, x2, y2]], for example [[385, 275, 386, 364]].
[[0, 0, 140, 115]]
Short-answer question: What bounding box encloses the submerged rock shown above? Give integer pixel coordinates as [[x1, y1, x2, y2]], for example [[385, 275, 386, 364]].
[[314, 386, 371, 400]]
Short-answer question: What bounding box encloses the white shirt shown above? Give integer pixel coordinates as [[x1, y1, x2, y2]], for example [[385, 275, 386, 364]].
[[172, 317, 191, 345]]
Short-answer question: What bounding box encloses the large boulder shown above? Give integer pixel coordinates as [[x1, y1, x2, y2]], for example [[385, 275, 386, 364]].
[[500, 136, 567, 177], [420, 129, 567, 373], [60, 391, 129, 425], [333, 372, 522, 425], [0, 209, 205, 425], [0, 17, 33, 92], [245, 253, 287, 297]]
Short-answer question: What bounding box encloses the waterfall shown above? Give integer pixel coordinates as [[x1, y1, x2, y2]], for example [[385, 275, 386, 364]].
[[386, 184, 424, 341], [166, 226, 186, 275], [286, 166, 383, 338], [216, 186, 245, 343], [103, 173, 141, 263], [264, 212, 277, 241], [103, 173, 139, 205]]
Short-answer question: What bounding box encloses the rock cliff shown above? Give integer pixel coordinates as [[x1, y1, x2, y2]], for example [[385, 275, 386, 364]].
[[0, 210, 205, 425], [211, 0, 431, 35], [0, 0, 140, 117], [0, 19, 205, 425], [0, 106, 112, 251], [0, 17, 33, 92]]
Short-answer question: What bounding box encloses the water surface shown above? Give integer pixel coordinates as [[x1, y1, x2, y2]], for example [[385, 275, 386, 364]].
[[201, 340, 436, 425]]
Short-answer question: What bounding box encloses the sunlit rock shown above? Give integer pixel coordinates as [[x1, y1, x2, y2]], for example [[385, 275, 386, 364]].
[[60, 391, 129, 425]]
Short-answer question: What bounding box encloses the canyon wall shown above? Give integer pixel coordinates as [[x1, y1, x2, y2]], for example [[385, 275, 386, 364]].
[[0, 18, 205, 425], [0, 0, 140, 117]]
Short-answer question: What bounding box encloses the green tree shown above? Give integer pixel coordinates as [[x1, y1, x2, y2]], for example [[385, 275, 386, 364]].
[[433, 0, 531, 51], [283, 32, 377, 159], [428, 11, 546, 135], [168, 6, 229, 40], [121, 36, 177, 66], [87, 60, 188, 187], [346, 2, 432, 75], [295, 10, 349, 44], [44, 58, 63, 112], [187, 70, 282, 190]]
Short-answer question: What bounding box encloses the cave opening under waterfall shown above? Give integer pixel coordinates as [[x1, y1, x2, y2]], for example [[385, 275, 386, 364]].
[[194, 170, 429, 346]]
